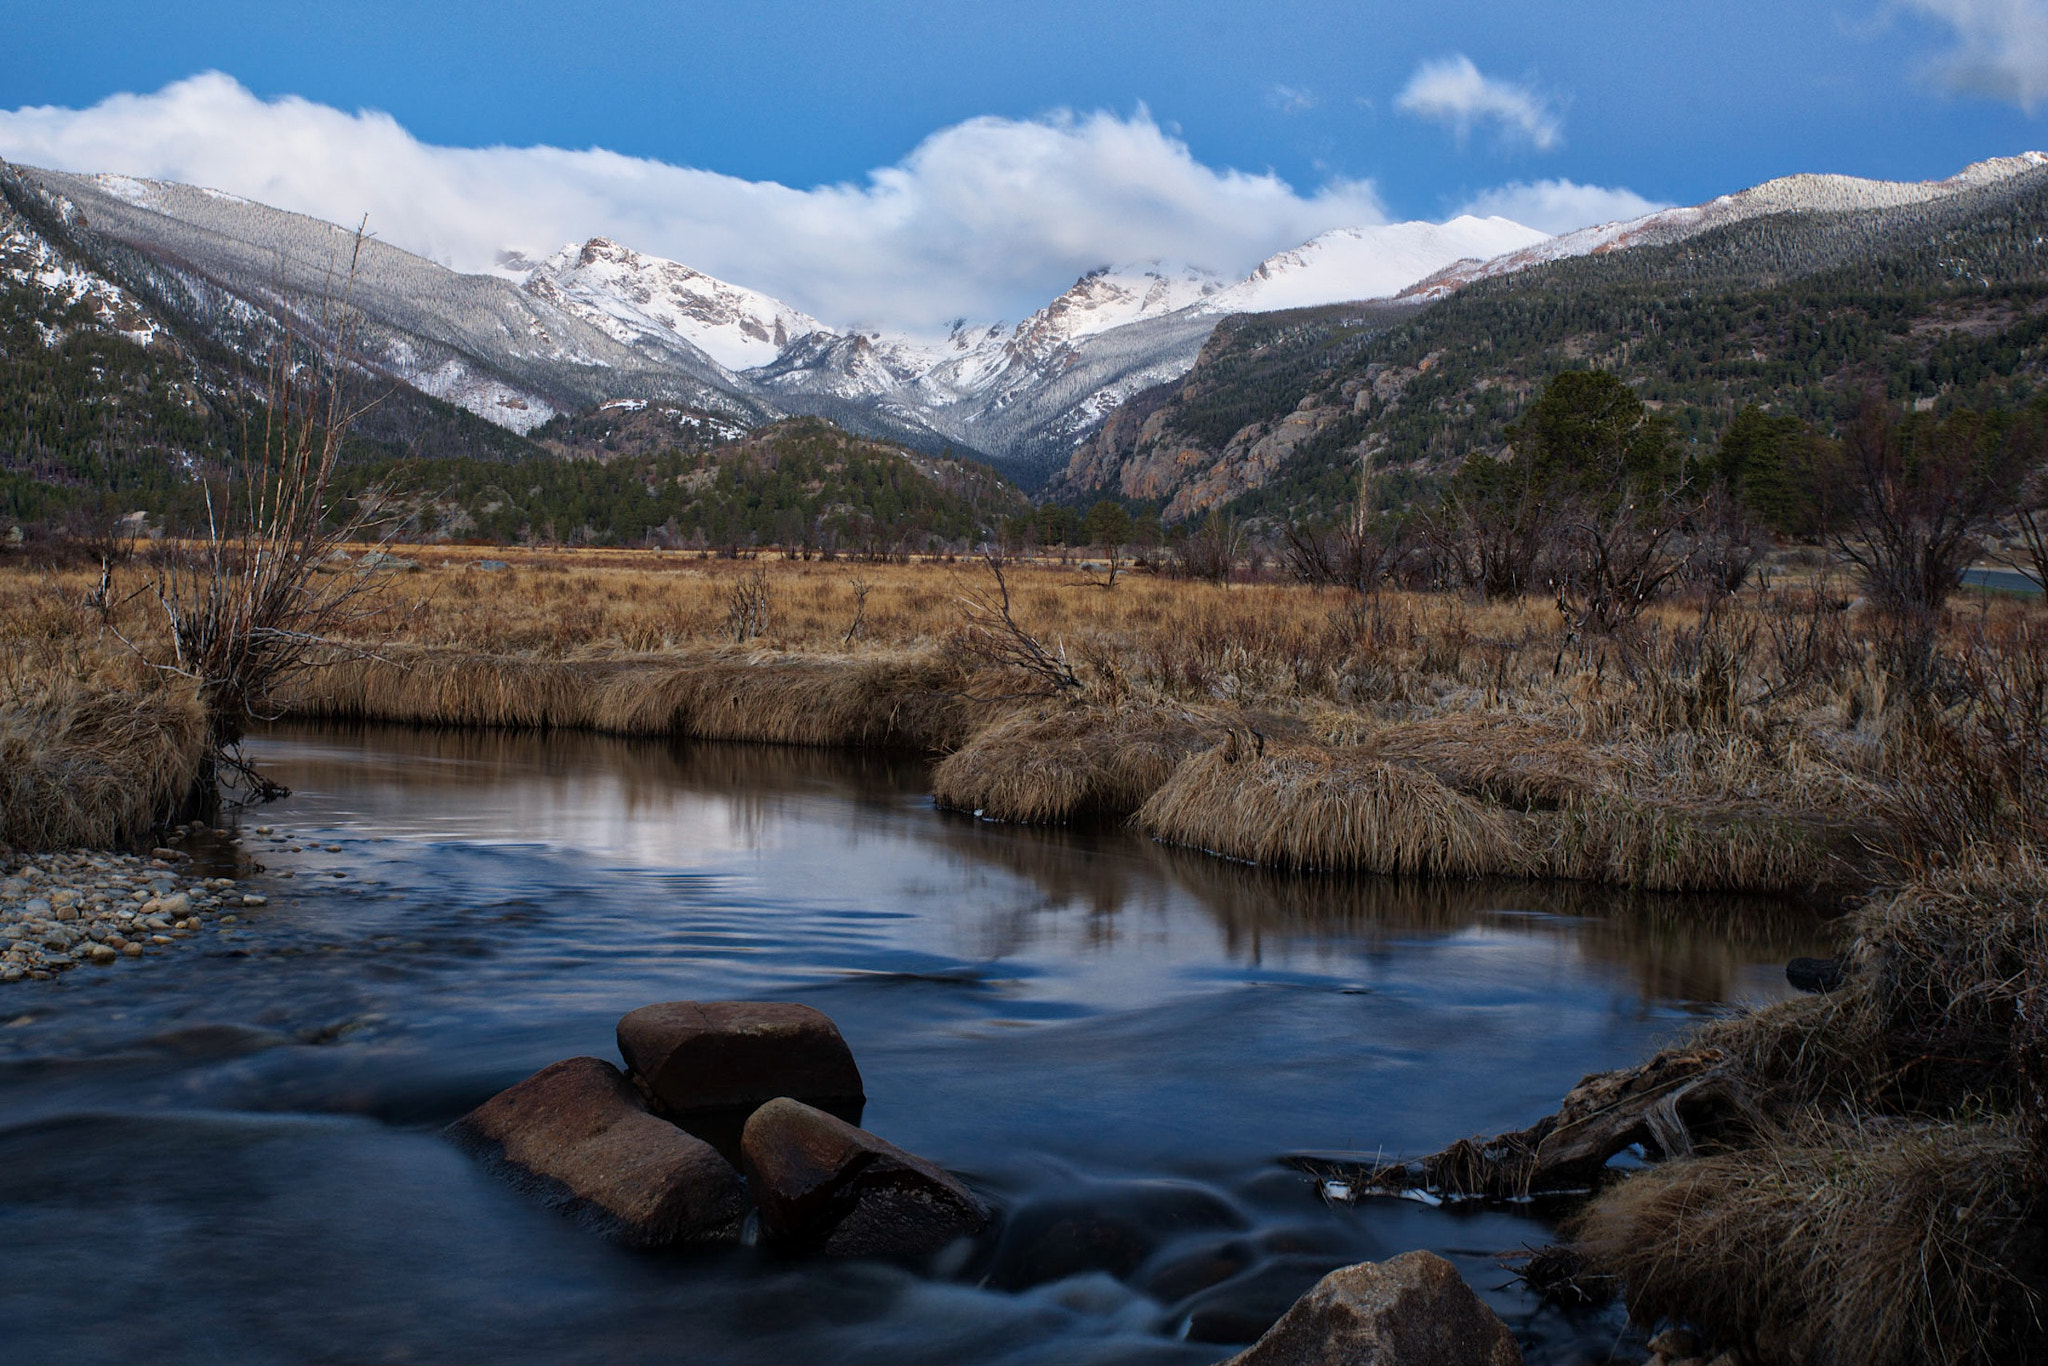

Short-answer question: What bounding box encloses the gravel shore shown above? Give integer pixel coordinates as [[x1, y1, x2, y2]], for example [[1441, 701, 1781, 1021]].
[[1, 844, 270, 983]]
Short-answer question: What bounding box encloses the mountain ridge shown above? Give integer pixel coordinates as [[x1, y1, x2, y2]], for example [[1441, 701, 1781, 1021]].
[[10, 149, 2048, 509]]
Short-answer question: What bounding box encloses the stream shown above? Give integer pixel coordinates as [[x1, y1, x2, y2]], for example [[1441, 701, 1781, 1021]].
[[0, 723, 1837, 1365]]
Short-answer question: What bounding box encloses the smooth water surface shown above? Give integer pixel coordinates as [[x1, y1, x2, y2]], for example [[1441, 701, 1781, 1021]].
[[0, 724, 1837, 1365]]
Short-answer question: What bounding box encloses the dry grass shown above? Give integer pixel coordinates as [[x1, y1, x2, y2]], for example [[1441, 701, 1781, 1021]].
[[1137, 737, 1526, 877], [275, 646, 977, 751], [1562, 848, 2048, 1362], [930, 699, 1225, 822], [1572, 1118, 2043, 1366], [0, 586, 205, 851]]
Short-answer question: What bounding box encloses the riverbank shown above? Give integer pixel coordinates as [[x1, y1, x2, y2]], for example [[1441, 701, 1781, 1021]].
[[1, 844, 268, 981], [4, 544, 2041, 1361], [0, 547, 1943, 896]]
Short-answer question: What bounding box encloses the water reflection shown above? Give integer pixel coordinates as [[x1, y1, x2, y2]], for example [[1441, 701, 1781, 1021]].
[[0, 722, 1839, 1366]]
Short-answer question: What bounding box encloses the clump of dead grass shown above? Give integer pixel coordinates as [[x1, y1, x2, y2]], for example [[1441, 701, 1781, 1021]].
[[1137, 736, 1525, 877], [1563, 847, 2048, 1363], [275, 646, 978, 751], [931, 700, 1223, 822], [1572, 1117, 2044, 1366], [0, 586, 205, 851], [1535, 795, 1840, 893]]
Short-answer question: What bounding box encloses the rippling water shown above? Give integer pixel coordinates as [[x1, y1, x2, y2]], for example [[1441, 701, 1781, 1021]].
[[0, 724, 1837, 1365]]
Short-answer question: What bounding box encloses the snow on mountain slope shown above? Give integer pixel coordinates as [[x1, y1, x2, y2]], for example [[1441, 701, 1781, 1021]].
[[1404, 152, 2048, 300], [1007, 262, 1224, 358], [0, 181, 163, 347], [11, 165, 782, 435], [514, 238, 832, 373], [1203, 217, 1550, 314]]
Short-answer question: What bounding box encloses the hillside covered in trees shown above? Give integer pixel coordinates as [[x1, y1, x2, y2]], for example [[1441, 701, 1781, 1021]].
[[0, 277, 1022, 551], [1054, 163, 2048, 526], [334, 417, 1028, 551]]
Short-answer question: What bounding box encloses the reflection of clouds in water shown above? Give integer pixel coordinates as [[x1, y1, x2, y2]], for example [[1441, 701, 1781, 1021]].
[[249, 723, 1835, 1019]]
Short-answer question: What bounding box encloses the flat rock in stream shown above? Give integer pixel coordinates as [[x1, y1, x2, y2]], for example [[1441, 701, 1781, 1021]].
[[741, 1096, 989, 1256], [448, 1056, 744, 1248], [1220, 1251, 1521, 1366], [616, 1000, 865, 1121]]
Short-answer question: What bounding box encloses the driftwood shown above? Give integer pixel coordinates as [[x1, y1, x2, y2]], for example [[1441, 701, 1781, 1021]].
[[1298, 1045, 1765, 1200]]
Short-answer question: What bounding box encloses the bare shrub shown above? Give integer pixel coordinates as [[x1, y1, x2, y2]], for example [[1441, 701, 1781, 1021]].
[[724, 566, 772, 642], [840, 575, 871, 646], [1280, 513, 1407, 595], [1552, 494, 1698, 635], [1835, 398, 2029, 615], [121, 231, 401, 794], [1684, 484, 1768, 599], [1170, 512, 1241, 584], [948, 552, 1081, 696]]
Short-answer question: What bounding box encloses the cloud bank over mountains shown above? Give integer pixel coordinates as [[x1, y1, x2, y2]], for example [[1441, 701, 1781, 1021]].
[[0, 72, 1651, 336]]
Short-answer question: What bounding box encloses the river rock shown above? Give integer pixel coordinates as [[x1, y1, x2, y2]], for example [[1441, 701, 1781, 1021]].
[[985, 1178, 1251, 1291], [1219, 1251, 1521, 1366], [449, 1056, 745, 1248], [1785, 955, 1846, 993], [740, 1096, 988, 1256], [616, 1001, 864, 1121]]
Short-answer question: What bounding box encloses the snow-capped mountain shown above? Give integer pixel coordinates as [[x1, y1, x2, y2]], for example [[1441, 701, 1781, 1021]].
[[1403, 153, 2048, 300], [510, 238, 831, 373], [5, 165, 781, 435], [13, 150, 2048, 485]]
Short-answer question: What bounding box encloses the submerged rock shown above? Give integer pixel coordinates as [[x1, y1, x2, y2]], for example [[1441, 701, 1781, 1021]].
[[740, 1096, 988, 1256], [449, 1055, 744, 1248], [983, 1178, 1250, 1291], [616, 1000, 864, 1122], [1785, 955, 1847, 993], [1220, 1251, 1521, 1365]]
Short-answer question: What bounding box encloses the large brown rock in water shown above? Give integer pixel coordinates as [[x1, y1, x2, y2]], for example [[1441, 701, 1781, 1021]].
[[741, 1096, 989, 1256], [1220, 1251, 1521, 1366], [448, 1056, 745, 1248], [616, 1001, 864, 1120]]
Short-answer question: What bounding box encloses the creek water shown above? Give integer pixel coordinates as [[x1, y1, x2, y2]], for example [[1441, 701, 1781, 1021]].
[[0, 723, 1836, 1365]]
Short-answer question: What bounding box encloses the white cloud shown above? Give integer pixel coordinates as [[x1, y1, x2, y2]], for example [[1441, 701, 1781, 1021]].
[[1457, 179, 1668, 234], [1904, 0, 2048, 110], [0, 73, 1390, 335], [1395, 54, 1562, 151]]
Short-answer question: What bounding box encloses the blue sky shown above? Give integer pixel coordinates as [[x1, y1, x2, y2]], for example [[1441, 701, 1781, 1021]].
[[5, 1, 2048, 330]]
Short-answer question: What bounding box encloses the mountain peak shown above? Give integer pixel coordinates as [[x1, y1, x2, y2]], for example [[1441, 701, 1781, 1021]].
[[516, 238, 830, 372]]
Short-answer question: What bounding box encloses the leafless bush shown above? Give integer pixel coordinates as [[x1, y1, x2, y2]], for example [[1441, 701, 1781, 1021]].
[[949, 551, 1081, 696], [1684, 485, 1767, 600], [1835, 399, 2027, 615], [1553, 497, 1697, 635], [724, 566, 772, 642], [1281, 513, 1407, 595], [117, 228, 400, 794], [1170, 513, 1241, 584], [841, 576, 871, 646], [1423, 455, 1557, 599], [1754, 578, 1857, 699]]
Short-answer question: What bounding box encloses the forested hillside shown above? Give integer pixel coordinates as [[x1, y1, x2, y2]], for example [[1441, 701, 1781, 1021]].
[[334, 416, 1027, 550], [1056, 164, 2048, 523]]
